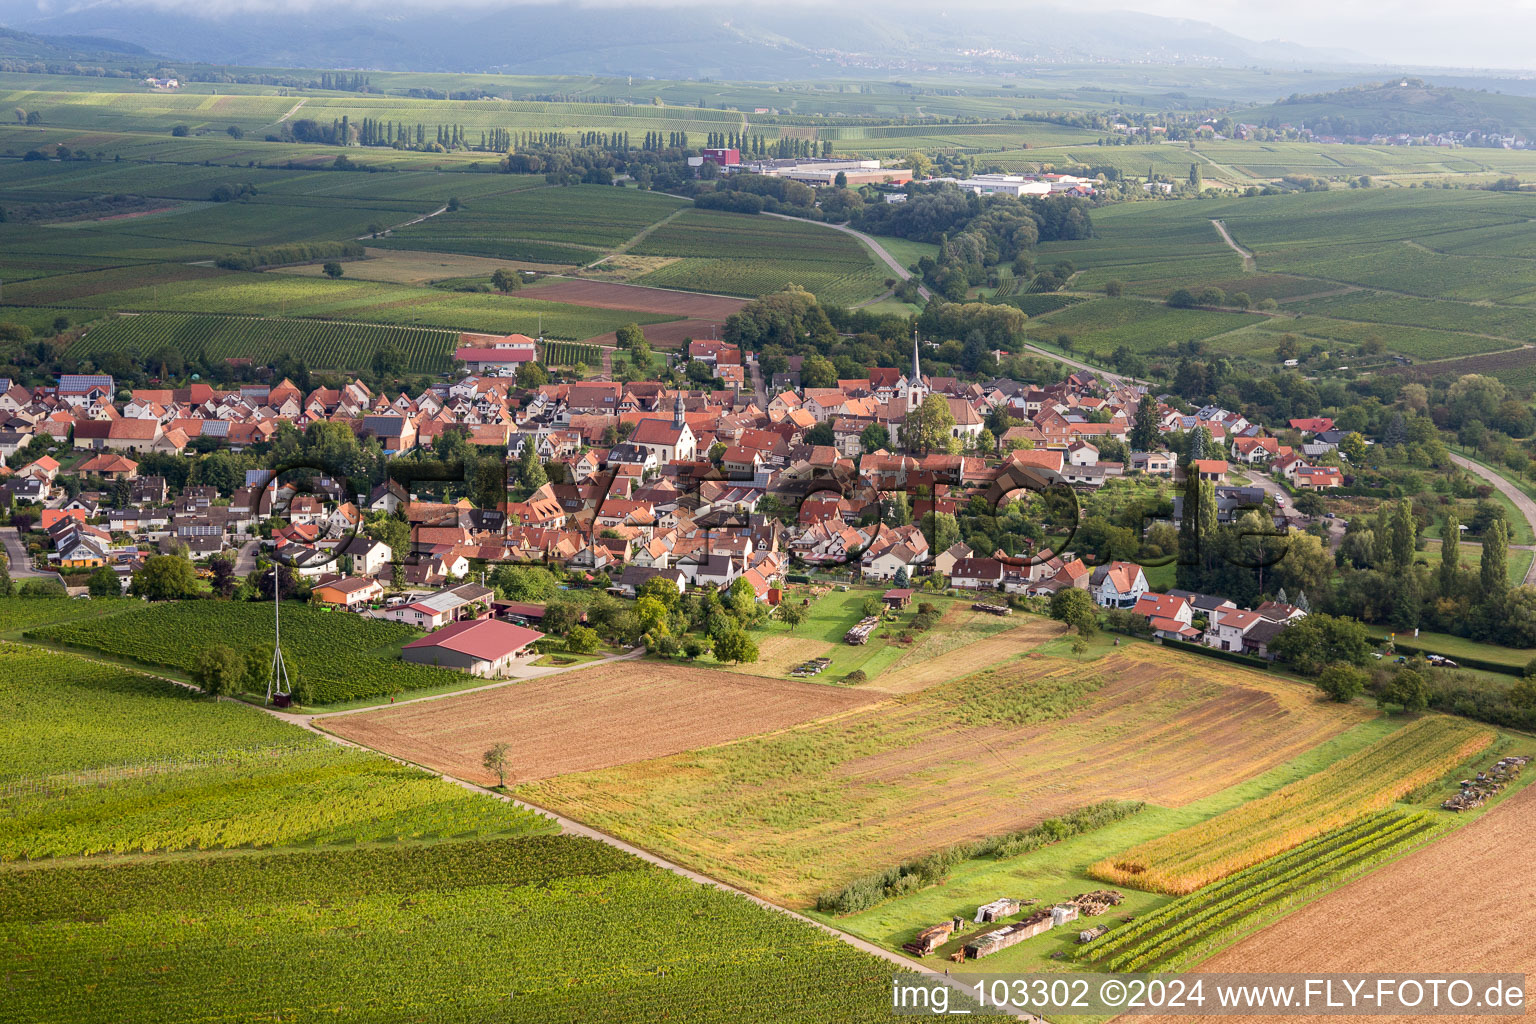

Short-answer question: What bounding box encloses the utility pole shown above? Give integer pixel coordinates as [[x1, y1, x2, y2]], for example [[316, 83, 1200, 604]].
[[266, 561, 292, 705]]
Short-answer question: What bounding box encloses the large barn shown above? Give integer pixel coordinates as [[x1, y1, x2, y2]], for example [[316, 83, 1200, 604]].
[[401, 618, 545, 677]]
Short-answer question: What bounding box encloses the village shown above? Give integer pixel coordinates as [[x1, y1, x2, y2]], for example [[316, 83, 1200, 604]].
[[0, 326, 1367, 676]]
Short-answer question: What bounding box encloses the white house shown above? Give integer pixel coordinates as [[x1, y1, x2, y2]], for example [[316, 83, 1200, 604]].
[[1091, 561, 1149, 608]]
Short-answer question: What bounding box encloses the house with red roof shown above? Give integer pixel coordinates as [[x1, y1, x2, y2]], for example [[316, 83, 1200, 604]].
[[400, 618, 545, 677]]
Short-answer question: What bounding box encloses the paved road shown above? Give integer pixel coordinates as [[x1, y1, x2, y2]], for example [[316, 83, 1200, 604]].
[[1021, 343, 1142, 388], [764, 213, 932, 301], [748, 353, 768, 408], [2, 527, 58, 578], [233, 539, 260, 577], [1450, 452, 1536, 585]]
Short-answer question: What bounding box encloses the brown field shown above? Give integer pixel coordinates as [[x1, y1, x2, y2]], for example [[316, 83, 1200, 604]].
[[516, 645, 1366, 905], [278, 248, 565, 284], [1168, 781, 1536, 1024], [583, 318, 724, 349], [321, 660, 878, 786], [527, 277, 747, 317]]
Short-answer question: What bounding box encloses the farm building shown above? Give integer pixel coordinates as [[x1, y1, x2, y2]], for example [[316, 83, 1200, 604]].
[[882, 588, 914, 609], [401, 619, 545, 677]]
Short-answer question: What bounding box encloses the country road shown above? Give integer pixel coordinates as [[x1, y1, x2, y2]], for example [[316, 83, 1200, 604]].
[[2, 527, 61, 579], [1450, 452, 1536, 585], [764, 212, 933, 301]]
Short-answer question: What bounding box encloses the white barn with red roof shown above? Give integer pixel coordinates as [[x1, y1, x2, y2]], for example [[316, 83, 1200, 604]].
[[400, 618, 545, 677]]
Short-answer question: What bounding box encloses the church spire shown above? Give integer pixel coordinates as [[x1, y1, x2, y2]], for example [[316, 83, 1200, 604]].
[[911, 328, 921, 385], [672, 391, 685, 429]]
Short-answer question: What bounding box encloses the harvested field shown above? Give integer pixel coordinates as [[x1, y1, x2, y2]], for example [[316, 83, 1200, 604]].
[[517, 645, 1365, 905], [527, 277, 747, 318], [1167, 781, 1536, 1024], [321, 661, 878, 787]]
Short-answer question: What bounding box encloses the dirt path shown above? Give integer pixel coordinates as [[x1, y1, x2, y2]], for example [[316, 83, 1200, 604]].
[[1211, 219, 1255, 271], [1449, 452, 1536, 584], [272, 98, 307, 125], [359, 203, 448, 241]]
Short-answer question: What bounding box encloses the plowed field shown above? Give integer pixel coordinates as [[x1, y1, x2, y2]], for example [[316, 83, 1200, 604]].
[[1168, 781, 1536, 1024], [517, 645, 1365, 905], [321, 661, 878, 786]]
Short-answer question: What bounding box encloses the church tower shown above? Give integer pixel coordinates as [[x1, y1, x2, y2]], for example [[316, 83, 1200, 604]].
[[906, 329, 927, 413], [672, 391, 686, 429]]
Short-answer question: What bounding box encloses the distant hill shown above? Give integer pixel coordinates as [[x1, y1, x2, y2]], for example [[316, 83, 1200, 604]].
[[0, 25, 155, 60], [1236, 78, 1536, 137], [0, 1, 1363, 79]]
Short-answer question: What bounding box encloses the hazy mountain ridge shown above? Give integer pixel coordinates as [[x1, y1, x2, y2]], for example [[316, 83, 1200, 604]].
[[0, 1, 1364, 78]]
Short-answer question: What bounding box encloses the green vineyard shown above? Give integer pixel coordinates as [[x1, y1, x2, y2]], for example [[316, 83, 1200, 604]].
[[28, 601, 467, 705], [70, 313, 460, 374], [1077, 811, 1441, 973], [540, 339, 602, 366]]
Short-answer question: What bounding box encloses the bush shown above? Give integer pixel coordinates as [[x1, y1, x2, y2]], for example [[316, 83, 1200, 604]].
[[843, 669, 868, 684], [1317, 662, 1368, 702]]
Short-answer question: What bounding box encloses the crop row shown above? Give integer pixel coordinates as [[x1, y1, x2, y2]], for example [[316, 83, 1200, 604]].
[[541, 340, 602, 366], [0, 641, 302, 781], [28, 600, 467, 704], [1081, 811, 1438, 973], [2, 835, 912, 1023], [71, 312, 460, 373], [2, 744, 551, 860], [1089, 717, 1492, 894]]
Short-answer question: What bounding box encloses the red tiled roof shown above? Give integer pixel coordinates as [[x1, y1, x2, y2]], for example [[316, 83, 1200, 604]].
[[403, 618, 545, 662]]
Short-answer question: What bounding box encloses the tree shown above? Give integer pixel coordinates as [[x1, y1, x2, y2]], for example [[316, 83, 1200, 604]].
[[1480, 518, 1509, 600], [130, 554, 198, 601], [1377, 668, 1430, 713], [1339, 432, 1368, 465], [366, 515, 411, 563], [804, 422, 835, 447], [519, 362, 549, 387], [1439, 512, 1461, 598], [923, 511, 960, 556], [209, 555, 237, 599], [1105, 280, 1125, 298], [893, 565, 911, 587], [565, 625, 602, 654], [490, 564, 558, 603], [322, 262, 344, 279], [482, 742, 511, 787], [1166, 288, 1197, 309], [1268, 613, 1373, 676], [490, 268, 521, 293], [1316, 662, 1367, 703], [635, 595, 671, 638], [541, 600, 580, 636], [191, 645, 243, 696], [615, 323, 645, 350], [1050, 587, 1097, 636], [1129, 394, 1157, 452], [902, 393, 956, 455], [714, 627, 759, 665], [1189, 162, 1202, 188], [636, 575, 681, 608], [682, 635, 710, 660], [1071, 633, 1090, 660], [1390, 498, 1416, 570], [860, 422, 891, 453], [516, 442, 548, 493], [1273, 530, 1333, 601], [777, 601, 807, 632], [86, 565, 119, 598]]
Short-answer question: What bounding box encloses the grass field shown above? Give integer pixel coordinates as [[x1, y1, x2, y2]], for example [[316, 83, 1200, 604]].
[[1088, 716, 1494, 894], [1026, 296, 1259, 356], [517, 641, 1366, 906]]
